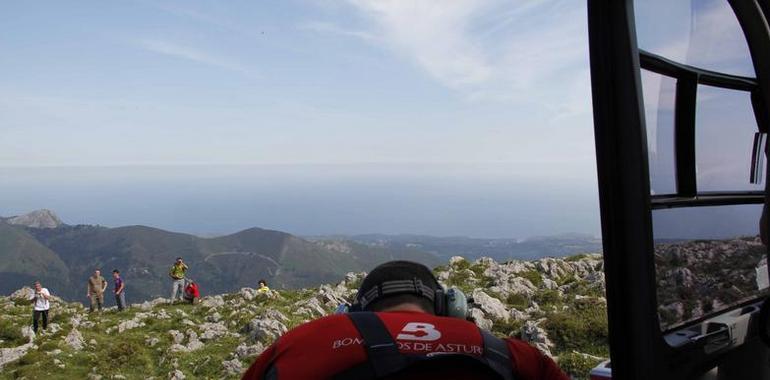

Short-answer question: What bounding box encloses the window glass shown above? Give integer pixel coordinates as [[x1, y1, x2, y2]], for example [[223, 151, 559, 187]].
[[653, 204, 768, 331], [634, 0, 755, 77], [695, 85, 764, 192], [641, 70, 677, 195]]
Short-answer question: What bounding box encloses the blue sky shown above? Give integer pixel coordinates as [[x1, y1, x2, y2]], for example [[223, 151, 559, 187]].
[[0, 0, 757, 238], [0, 0, 594, 169]]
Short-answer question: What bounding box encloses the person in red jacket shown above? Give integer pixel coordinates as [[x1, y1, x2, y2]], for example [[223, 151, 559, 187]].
[[183, 279, 200, 305], [242, 261, 569, 380]]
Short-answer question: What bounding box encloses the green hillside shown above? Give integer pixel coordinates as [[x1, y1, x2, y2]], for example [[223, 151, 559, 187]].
[[1, 219, 441, 303], [0, 223, 70, 296]]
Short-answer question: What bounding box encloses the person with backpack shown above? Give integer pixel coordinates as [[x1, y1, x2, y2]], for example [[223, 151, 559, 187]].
[[30, 281, 51, 334], [242, 260, 568, 380], [169, 257, 189, 302]]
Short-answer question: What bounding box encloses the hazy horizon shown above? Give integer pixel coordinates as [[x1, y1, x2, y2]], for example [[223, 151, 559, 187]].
[[0, 163, 601, 240]]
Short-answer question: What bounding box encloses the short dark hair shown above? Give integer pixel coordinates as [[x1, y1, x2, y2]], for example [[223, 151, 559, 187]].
[[355, 261, 441, 314], [112, 269, 120, 274], [176, 257, 183, 261], [258, 279, 267, 285], [367, 294, 435, 314]]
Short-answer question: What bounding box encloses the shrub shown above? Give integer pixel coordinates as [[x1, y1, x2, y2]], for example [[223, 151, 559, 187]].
[[565, 253, 590, 262], [506, 293, 529, 310], [519, 270, 543, 287], [452, 259, 471, 271], [533, 289, 561, 307], [558, 352, 603, 380], [0, 319, 26, 347], [544, 299, 609, 356]]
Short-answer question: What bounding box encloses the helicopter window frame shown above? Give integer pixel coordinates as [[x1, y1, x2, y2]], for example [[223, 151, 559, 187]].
[[639, 49, 767, 210]]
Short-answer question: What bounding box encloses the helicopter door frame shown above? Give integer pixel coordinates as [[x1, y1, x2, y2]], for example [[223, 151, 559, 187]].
[[587, 0, 770, 379]]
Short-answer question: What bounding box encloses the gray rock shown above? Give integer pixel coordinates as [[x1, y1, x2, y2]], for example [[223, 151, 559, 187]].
[[201, 295, 225, 308], [295, 297, 327, 317], [222, 358, 243, 376], [207, 312, 222, 323], [542, 278, 558, 290], [64, 328, 84, 351], [263, 309, 288, 322], [244, 317, 288, 343], [10, 287, 33, 301], [168, 369, 185, 380], [0, 342, 35, 369], [199, 322, 230, 341], [469, 308, 493, 330], [235, 342, 265, 359], [240, 288, 257, 301], [449, 256, 467, 266], [21, 326, 35, 342], [117, 319, 145, 333], [472, 290, 509, 322], [520, 320, 554, 357], [169, 330, 185, 345]]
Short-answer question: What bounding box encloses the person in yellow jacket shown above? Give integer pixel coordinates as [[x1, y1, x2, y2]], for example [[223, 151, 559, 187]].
[[169, 257, 189, 302], [257, 279, 270, 295]]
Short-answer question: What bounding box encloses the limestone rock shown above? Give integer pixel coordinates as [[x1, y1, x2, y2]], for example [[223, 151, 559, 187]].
[[169, 330, 185, 345], [199, 322, 230, 341], [520, 320, 554, 357], [240, 287, 257, 301], [0, 342, 35, 369], [472, 290, 509, 322], [64, 328, 84, 351], [244, 317, 288, 343], [201, 295, 225, 308], [235, 342, 265, 360], [469, 308, 493, 331], [222, 358, 243, 376], [168, 369, 186, 380]]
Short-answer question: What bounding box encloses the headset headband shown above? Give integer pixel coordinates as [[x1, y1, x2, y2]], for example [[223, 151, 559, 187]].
[[356, 278, 438, 310]]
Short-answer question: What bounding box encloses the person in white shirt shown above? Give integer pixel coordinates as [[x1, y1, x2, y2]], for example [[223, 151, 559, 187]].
[[30, 281, 50, 334]]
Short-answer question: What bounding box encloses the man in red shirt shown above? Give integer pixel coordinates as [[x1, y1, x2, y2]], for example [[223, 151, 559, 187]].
[[243, 261, 569, 380]]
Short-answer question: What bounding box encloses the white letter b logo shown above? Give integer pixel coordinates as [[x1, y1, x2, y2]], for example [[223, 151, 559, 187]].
[[397, 322, 441, 341]]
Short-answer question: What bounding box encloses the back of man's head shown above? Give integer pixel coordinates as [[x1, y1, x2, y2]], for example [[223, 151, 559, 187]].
[[355, 261, 441, 314]]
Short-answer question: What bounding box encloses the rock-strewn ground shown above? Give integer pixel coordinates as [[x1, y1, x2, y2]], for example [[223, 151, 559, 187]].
[[0, 254, 608, 379]]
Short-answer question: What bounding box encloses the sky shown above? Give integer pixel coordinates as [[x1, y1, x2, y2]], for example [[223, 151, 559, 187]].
[[0, 0, 594, 167], [0, 0, 758, 239]]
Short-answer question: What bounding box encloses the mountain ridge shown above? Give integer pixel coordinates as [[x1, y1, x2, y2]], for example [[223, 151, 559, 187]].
[[0, 211, 442, 302]]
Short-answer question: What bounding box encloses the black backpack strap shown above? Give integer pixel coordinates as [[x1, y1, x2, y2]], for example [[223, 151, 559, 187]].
[[480, 329, 515, 380], [340, 312, 409, 379]]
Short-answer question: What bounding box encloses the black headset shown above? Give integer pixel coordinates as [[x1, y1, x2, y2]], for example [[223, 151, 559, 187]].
[[338, 277, 471, 319]]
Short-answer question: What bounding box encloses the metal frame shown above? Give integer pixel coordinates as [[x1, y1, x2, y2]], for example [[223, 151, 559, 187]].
[[588, 0, 770, 379]]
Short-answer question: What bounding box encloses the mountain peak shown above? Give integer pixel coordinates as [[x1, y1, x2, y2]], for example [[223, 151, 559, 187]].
[[8, 209, 63, 229]]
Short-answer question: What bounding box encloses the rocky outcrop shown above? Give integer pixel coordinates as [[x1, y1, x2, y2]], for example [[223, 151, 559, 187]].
[[1, 254, 608, 378], [0, 343, 35, 369], [64, 328, 84, 351], [7, 209, 63, 229]]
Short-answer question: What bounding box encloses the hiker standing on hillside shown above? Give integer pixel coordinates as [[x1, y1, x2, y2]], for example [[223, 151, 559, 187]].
[[30, 281, 50, 334], [112, 269, 126, 311], [86, 270, 108, 313], [169, 257, 189, 302]]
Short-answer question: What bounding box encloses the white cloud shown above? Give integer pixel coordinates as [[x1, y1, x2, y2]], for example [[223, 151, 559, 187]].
[[299, 21, 379, 43], [310, 0, 589, 107], [135, 39, 258, 78]]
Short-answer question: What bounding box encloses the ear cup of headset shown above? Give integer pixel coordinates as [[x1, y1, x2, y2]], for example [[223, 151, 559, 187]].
[[445, 288, 469, 319]]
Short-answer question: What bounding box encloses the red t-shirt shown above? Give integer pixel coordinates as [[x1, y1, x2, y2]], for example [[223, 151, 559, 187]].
[[242, 311, 568, 380]]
